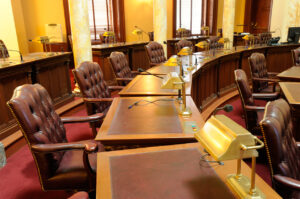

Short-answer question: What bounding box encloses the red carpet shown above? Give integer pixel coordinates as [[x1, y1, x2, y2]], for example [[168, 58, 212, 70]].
[[0, 98, 272, 198]]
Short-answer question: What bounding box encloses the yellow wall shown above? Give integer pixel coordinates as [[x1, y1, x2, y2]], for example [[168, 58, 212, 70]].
[[0, 0, 20, 58], [217, 0, 246, 35], [217, 0, 224, 32], [124, 0, 154, 42], [19, 0, 67, 52], [234, 0, 245, 33], [124, 0, 173, 42], [11, 0, 29, 55]]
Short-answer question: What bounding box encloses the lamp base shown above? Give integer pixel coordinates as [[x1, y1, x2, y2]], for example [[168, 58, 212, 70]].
[[178, 105, 192, 117], [187, 65, 195, 71], [226, 174, 265, 199]]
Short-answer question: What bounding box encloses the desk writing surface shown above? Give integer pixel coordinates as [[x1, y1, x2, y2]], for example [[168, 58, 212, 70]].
[[119, 75, 192, 97], [97, 143, 282, 199], [279, 82, 300, 105], [95, 96, 204, 145], [277, 66, 300, 81]]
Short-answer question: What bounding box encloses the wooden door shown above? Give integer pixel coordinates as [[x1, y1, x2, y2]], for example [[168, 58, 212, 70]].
[[244, 0, 272, 34]]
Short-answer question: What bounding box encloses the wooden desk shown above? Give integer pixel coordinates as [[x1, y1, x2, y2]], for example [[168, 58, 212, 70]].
[[279, 82, 300, 140], [97, 143, 281, 199], [119, 74, 192, 97], [92, 42, 149, 84], [0, 52, 73, 140], [95, 96, 204, 145], [277, 66, 300, 81]]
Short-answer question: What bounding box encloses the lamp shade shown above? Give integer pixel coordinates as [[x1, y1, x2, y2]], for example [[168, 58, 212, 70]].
[[132, 29, 142, 35], [177, 47, 192, 56], [195, 41, 208, 49], [161, 72, 183, 90], [195, 115, 258, 161], [103, 31, 115, 37], [164, 55, 178, 66]]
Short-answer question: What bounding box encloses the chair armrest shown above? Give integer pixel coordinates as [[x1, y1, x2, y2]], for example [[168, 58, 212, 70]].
[[267, 72, 279, 76], [245, 105, 265, 111], [61, 113, 104, 124], [83, 97, 114, 103], [31, 141, 98, 153], [131, 71, 140, 74], [252, 92, 279, 99], [252, 77, 279, 83], [108, 85, 124, 91], [115, 77, 133, 82], [274, 175, 300, 190]]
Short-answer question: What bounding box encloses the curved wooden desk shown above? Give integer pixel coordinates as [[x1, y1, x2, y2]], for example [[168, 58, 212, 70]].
[[146, 44, 300, 112]]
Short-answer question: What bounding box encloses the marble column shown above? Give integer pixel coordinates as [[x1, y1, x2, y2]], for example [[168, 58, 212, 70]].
[[281, 0, 300, 42], [153, 0, 167, 54], [68, 0, 92, 68], [222, 0, 236, 48]]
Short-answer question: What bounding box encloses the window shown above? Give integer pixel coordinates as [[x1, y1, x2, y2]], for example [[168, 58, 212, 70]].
[[88, 0, 114, 40], [176, 0, 202, 35]]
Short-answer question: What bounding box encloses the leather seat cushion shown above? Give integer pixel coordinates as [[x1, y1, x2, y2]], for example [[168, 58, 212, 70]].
[[45, 140, 103, 190]]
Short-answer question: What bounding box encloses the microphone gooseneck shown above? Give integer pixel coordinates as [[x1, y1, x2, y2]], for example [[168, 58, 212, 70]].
[[213, 104, 234, 115], [137, 68, 163, 79]]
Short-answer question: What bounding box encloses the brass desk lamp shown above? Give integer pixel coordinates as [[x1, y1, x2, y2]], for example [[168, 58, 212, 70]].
[[195, 115, 265, 199], [161, 72, 191, 117], [201, 26, 210, 36], [177, 47, 195, 73]]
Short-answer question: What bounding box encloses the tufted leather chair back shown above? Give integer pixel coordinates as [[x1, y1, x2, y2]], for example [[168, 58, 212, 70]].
[[259, 32, 272, 45], [260, 99, 300, 196], [73, 61, 111, 115], [7, 84, 67, 181], [248, 53, 269, 92], [207, 36, 223, 49], [145, 41, 167, 67], [109, 51, 133, 79], [292, 47, 300, 66], [176, 28, 191, 38], [175, 39, 193, 53], [234, 69, 257, 130], [0, 40, 9, 58]]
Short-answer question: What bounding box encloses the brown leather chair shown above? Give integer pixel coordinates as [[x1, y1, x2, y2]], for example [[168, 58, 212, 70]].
[[0, 40, 9, 58], [292, 47, 300, 66], [248, 53, 279, 93], [72, 61, 123, 136], [108, 51, 139, 85], [175, 39, 193, 54], [7, 84, 104, 191], [207, 36, 223, 49], [258, 32, 272, 45], [234, 69, 279, 134], [176, 28, 191, 38], [145, 41, 167, 67], [260, 99, 300, 199]]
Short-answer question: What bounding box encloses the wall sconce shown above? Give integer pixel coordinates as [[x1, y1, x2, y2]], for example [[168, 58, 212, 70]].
[[195, 115, 265, 199], [161, 72, 191, 117]]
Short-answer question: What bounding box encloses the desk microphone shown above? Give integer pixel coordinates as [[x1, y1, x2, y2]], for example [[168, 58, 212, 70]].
[[137, 68, 163, 79], [213, 104, 233, 115]]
